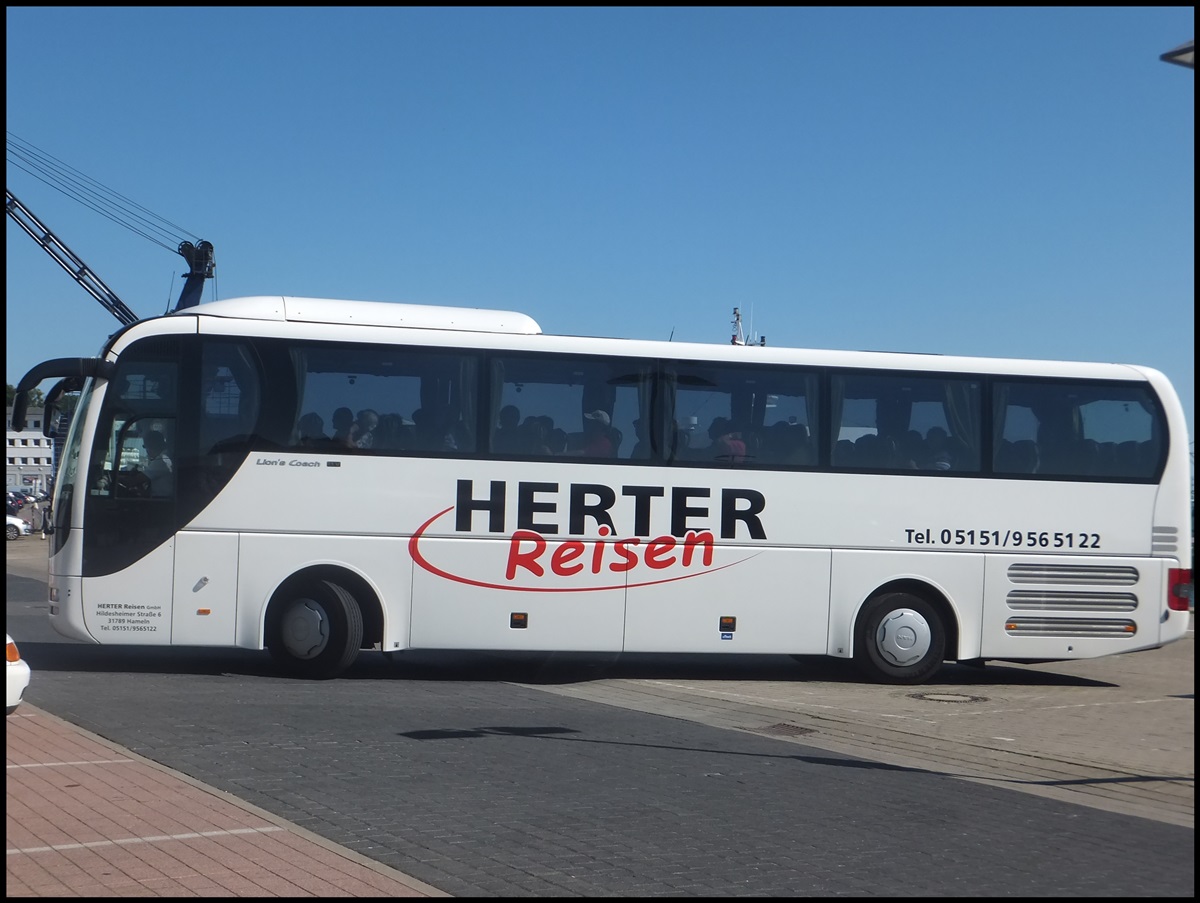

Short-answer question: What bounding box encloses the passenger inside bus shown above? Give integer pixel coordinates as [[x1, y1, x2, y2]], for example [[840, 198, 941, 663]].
[[926, 427, 954, 470], [996, 439, 1040, 474], [353, 409, 380, 449], [764, 421, 814, 465], [141, 430, 174, 497], [493, 405, 523, 453], [630, 418, 650, 459], [707, 417, 746, 464], [373, 413, 411, 450], [411, 407, 460, 452], [331, 407, 355, 447], [520, 415, 554, 455], [567, 410, 617, 457], [296, 412, 327, 447]]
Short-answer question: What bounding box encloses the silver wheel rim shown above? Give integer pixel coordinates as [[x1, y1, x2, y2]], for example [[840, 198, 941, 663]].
[[280, 599, 329, 660], [874, 607, 931, 668]]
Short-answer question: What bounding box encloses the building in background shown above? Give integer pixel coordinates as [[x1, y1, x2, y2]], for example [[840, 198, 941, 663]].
[[6, 407, 54, 494]]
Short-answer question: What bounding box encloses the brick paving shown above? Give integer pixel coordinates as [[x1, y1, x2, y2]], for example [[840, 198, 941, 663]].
[[6, 706, 446, 897]]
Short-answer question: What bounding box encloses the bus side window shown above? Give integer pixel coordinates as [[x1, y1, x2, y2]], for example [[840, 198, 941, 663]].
[[1137, 439, 1160, 473], [200, 354, 256, 455], [1093, 441, 1118, 476], [1115, 440, 1140, 476]]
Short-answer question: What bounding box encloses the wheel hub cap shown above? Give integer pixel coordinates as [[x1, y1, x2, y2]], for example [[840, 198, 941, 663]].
[[876, 608, 931, 667], [281, 600, 329, 659]]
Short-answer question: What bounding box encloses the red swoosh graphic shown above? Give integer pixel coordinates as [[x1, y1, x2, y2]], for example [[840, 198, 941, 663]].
[[408, 506, 757, 593]]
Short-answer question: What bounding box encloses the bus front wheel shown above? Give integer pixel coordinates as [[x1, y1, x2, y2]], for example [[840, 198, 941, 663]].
[[268, 579, 363, 679], [855, 591, 945, 685]]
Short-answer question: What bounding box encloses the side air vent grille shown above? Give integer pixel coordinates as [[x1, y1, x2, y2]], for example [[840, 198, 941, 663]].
[[1007, 564, 1138, 586], [1004, 618, 1136, 638], [1006, 591, 1137, 612], [1152, 527, 1179, 554]]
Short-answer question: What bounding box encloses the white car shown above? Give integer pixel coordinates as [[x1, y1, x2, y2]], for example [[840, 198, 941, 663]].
[[6, 514, 33, 541], [7, 634, 31, 715]]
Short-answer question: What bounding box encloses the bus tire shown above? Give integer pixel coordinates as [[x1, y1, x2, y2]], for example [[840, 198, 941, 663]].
[[854, 591, 945, 685], [268, 579, 363, 679]]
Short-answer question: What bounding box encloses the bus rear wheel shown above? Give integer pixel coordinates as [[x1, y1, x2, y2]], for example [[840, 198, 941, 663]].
[[268, 579, 363, 679], [855, 591, 945, 685]]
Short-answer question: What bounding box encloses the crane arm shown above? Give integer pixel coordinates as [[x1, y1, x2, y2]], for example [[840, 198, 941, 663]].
[[6, 188, 139, 327], [173, 239, 215, 312]]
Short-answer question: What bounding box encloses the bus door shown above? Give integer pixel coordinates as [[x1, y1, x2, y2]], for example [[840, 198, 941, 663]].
[[172, 532, 240, 646]]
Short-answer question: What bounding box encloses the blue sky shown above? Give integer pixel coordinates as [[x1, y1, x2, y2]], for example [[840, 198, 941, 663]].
[[6, 7, 1194, 443]]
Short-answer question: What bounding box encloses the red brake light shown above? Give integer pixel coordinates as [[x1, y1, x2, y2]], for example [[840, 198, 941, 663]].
[[1167, 569, 1192, 612]]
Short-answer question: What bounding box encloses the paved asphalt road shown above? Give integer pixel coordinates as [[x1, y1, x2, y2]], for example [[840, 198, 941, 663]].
[[6, 536, 1194, 897]]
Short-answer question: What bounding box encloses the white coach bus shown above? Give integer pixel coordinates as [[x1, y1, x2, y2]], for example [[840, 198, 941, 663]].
[[12, 296, 1192, 683]]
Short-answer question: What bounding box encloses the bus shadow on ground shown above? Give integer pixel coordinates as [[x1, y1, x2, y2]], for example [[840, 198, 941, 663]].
[[17, 641, 1114, 689], [377, 651, 1115, 688], [18, 641, 279, 678]]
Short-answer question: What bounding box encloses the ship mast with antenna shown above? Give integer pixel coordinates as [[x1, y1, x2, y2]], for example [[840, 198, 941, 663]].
[[731, 307, 765, 346]]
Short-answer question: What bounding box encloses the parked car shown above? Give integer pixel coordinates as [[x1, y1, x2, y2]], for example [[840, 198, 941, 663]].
[[7, 634, 31, 716], [6, 515, 33, 541]]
